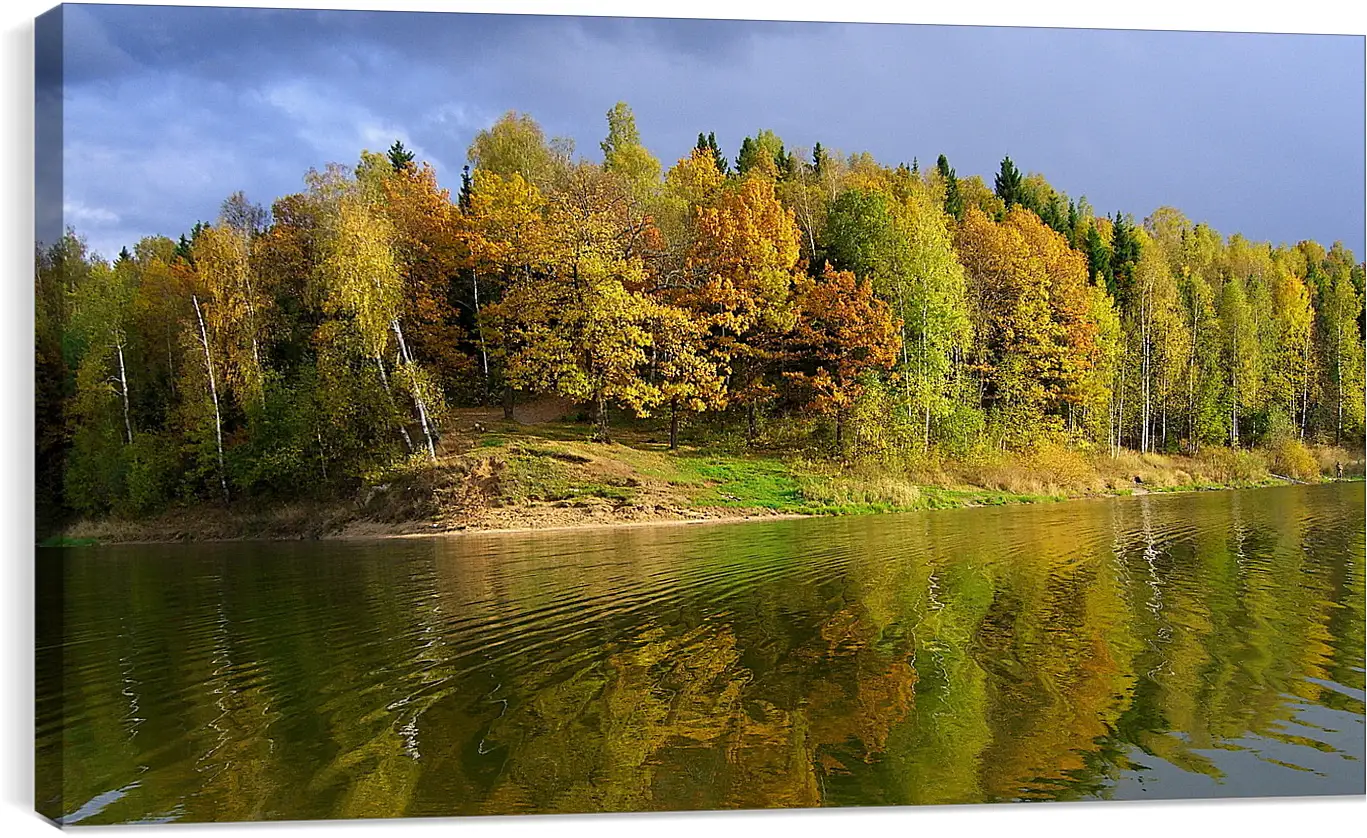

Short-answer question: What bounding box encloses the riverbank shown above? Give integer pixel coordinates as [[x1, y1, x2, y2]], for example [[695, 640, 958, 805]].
[[48, 418, 1365, 546]]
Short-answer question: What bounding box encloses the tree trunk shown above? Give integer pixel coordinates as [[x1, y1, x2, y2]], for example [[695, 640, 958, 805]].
[[594, 394, 610, 443], [238, 232, 263, 396], [166, 334, 177, 399], [1230, 328, 1239, 448], [1188, 302, 1199, 453], [192, 294, 230, 504], [1299, 337, 1310, 440], [374, 352, 414, 453], [472, 270, 490, 403], [1116, 364, 1126, 453], [1141, 307, 1151, 454], [1161, 396, 1167, 452], [1231, 376, 1239, 449], [747, 403, 757, 445], [503, 384, 515, 421], [898, 277, 913, 421], [116, 341, 133, 445], [392, 319, 438, 463], [921, 293, 931, 451], [669, 398, 679, 451], [1336, 323, 1344, 445]]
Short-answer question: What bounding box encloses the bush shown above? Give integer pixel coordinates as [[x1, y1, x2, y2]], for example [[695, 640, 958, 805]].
[[1194, 447, 1268, 484], [1268, 438, 1319, 482], [933, 402, 987, 459], [119, 432, 181, 515]]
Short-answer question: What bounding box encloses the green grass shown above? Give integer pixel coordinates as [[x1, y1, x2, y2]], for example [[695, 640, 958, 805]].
[[453, 420, 1364, 525], [675, 455, 804, 509], [39, 535, 99, 547]]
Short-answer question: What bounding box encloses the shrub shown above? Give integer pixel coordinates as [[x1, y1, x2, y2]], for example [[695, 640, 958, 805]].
[[1269, 438, 1320, 482], [1195, 447, 1268, 484], [119, 432, 181, 515]]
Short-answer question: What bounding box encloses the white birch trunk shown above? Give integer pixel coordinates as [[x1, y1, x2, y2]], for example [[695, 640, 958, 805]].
[[192, 294, 229, 503], [921, 292, 931, 450], [392, 318, 438, 463], [116, 340, 132, 445], [473, 271, 490, 387], [374, 352, 415, 453]]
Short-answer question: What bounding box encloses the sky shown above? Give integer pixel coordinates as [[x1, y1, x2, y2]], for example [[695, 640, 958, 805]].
[[39, 3, 1367, 261]]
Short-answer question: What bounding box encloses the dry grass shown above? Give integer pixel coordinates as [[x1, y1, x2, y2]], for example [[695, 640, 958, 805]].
[[64, 501, 359, 543], [909, 443, 1111, 497], [1312, 445, 1366, 478], [898, 442, 1332, 497], [797, 468, 922, 511]]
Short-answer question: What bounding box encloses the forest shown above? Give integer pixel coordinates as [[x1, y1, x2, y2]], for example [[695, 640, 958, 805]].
[[34, 102, 1367, 531]]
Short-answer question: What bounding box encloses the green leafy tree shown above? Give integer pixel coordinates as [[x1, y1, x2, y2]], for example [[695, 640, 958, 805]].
[[467, 110, 571, 189], [601, 101, 662, 202]]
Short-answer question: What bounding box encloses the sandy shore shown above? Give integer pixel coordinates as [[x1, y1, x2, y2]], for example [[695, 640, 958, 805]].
[[340, 510, 813, 541]]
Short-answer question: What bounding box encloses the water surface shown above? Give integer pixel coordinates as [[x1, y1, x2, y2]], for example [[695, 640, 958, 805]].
[[36, 483, 1366, 823]]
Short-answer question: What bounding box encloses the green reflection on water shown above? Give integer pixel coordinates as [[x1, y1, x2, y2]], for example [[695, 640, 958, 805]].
[[36, 483, 1366, 823]]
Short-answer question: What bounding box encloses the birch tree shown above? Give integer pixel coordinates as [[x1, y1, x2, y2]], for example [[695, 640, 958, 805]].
[[318, 190, 441, 462]]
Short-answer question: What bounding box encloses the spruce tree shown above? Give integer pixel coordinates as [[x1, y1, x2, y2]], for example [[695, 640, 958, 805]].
[[387, 140, 415, 172], [993, 156, 1024, 210], [773, 142, 792, 179], [735, 136, 755, 174], [1110, 212, 1141, 303], [936, 154, 964, 221], [697, 131, 729, 174], [1084, 224, 1112, 290], [707, 132, 728, 174], [458, 165, 473, 210]]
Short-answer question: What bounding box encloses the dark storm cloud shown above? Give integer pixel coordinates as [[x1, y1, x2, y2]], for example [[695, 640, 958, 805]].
[[55, 4, 1364, 262]]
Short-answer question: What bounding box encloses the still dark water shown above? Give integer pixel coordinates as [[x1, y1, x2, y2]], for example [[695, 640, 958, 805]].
[[36, 483, 1366, 824]]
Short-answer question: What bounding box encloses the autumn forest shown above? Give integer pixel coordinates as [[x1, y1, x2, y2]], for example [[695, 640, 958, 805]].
[[34, 103, 1367, 529]]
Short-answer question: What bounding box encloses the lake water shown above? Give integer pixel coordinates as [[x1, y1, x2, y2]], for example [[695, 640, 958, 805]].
[[36, 482, 1366, 824]]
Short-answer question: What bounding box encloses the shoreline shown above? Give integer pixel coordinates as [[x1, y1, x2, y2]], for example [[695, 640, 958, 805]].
[[44, 476, 1361, 548]]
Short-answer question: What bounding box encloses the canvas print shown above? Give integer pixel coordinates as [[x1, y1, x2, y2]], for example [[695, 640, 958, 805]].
[[34, 2, 1366, 826]]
